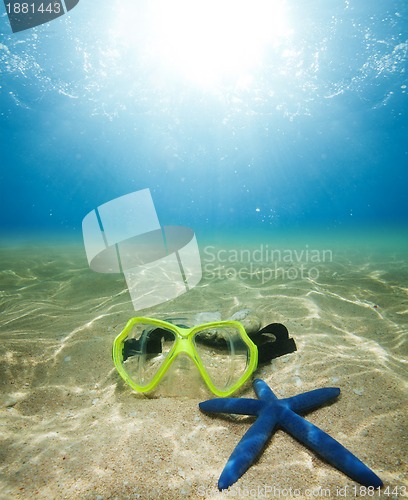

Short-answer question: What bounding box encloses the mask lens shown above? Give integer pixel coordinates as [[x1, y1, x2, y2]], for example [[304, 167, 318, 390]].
[[193, 326, 251, 392], [121, 322, 176, 388]]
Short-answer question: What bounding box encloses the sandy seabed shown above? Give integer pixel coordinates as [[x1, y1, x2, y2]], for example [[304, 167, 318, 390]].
[[0, 237, 407, 499]]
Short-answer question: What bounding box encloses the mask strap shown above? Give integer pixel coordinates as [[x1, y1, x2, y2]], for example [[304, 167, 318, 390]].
[[248, 323, 297, 363]]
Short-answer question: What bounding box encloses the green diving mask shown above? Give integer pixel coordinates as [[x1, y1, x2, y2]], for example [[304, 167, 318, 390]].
[[112, 317, 258, 397]]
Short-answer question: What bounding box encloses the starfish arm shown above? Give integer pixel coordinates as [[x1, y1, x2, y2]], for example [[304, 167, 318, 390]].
[[253, 379, 277, 400], [199, 398, 263, 416], [218, 410, 280, 490], [284, 388, 340, 414], [280, 409, 383, 488]]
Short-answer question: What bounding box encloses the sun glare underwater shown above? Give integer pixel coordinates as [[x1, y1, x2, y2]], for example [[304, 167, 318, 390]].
[[113, 0, 292, 88]]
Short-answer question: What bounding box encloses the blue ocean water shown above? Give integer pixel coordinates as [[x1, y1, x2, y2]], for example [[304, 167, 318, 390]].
[[0, 0, 407, 243]]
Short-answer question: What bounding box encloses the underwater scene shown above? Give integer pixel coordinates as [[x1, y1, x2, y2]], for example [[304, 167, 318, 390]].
[[1, 0, 407, 498]]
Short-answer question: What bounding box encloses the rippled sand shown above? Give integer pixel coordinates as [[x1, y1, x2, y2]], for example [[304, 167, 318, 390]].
[[0, 237, 407, 499]]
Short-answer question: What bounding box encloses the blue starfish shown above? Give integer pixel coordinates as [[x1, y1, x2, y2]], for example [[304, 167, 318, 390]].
[[199, 379, 383, 490]]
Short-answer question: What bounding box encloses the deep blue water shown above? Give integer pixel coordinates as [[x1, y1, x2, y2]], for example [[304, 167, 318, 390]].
[[0, 0, 407, 243]]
